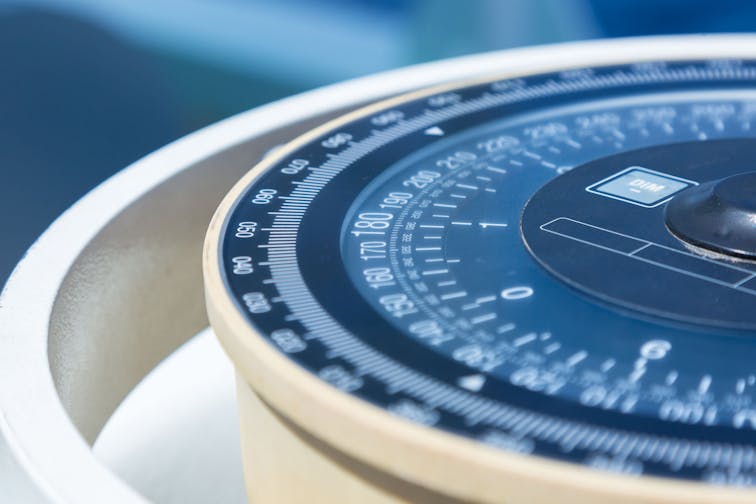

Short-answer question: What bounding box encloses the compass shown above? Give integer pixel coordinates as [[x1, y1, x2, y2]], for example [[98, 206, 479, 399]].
[[205, 54, 756, 501], [5, 36, 756, 504]]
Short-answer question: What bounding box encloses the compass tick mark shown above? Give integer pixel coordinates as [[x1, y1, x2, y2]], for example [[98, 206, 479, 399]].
[[513, 332, 538, 346]]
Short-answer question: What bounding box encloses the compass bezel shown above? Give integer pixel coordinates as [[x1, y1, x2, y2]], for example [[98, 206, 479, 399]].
[[205, 44, 756, 504]]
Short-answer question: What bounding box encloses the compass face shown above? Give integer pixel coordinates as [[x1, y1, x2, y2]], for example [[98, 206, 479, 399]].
[[218, 61, 756, 484]]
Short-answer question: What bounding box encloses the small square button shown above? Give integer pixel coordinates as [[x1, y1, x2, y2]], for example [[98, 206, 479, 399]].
[[586, 167, 696, 208]]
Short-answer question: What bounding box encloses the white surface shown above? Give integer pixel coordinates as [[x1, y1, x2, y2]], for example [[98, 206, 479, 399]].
[[93, 329, 246, 504]]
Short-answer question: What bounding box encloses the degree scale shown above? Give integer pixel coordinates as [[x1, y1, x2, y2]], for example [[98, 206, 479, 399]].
[[3, 36, 756, 503]]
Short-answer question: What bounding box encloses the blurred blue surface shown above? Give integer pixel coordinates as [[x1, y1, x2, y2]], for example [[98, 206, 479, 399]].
[[1, 0, 755, 283]]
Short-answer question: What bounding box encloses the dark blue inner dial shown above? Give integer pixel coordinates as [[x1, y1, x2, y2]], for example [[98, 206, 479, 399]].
[[522, 138, 756, 330], [220, 61, 756, 484]]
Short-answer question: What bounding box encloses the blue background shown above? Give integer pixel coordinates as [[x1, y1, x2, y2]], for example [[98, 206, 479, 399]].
[[1, 0, 755, 283]]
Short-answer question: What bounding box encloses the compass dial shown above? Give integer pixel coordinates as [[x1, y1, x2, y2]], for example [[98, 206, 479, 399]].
[[208, 60, 756, 490]]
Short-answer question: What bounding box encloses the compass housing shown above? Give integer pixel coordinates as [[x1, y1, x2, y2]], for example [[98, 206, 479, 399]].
[[206, 41, 756, 504], [3, 36, 756, 504]]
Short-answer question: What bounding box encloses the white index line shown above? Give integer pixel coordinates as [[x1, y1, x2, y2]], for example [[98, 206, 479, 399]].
[[422, 269, 449, 276], [486, 166, 508, 174], [540, 217, 756, 296], [565, 350, 588, 367], [440, 291, 467, 300], [698, 375, 712, 395], [513, 332, 537, 347]]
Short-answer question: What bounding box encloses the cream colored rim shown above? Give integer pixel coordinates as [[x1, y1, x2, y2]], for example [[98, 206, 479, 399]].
[[205, 35, 756, 504]]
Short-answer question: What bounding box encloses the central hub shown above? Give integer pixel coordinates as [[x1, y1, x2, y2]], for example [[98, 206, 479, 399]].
[[521, 139, 756, 330], [665, 171, 756, 260]]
